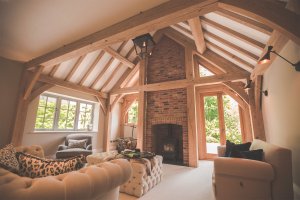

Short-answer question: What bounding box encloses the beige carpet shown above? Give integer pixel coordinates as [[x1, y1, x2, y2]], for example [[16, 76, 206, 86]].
[[119, 160, 215, 200]]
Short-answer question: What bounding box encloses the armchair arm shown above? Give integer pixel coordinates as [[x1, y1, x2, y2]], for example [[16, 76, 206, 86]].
[[57, 145, 68, 151], [86, 144, 92, 150], [214, 157, 274, 181]]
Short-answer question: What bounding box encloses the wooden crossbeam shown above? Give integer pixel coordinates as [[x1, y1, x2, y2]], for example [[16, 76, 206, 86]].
[[111, 73, 249, 95], [49, 64, 60, 77], [39, 74, 107, 98], [25, 0, 218, 69], [222, 81, 249, 105], [188, 17, 206, 54], [201, 17, 265, 50]]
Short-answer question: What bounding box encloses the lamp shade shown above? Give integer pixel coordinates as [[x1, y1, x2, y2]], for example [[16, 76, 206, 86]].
[[132, 33, 155, 59], [258, 46, 273, 64]]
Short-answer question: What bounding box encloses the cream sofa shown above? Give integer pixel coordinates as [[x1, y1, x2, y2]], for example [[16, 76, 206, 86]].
[[213, 139, 293, 200], [87, 152, 163, 197], [0, 145, 132, 200]]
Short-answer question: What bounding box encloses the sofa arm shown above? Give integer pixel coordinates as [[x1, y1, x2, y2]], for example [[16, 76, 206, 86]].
[[57, 145, 68, 151], [86, 144, 92, 150], [214, 157, 274, 181]]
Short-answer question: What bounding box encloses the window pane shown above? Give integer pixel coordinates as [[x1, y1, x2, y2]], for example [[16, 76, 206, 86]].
[[204, 96, 220, 154], [58, 99, 76, 130], [223, 95, 242, 144], [78, 103, 93, 130], [199, 64, 214, 77], [127, 101, 138, 124], [34, 95, 56, 130]]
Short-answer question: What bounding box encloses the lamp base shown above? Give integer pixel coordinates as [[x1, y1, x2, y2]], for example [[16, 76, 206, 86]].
[[294, 62, 300, 72]]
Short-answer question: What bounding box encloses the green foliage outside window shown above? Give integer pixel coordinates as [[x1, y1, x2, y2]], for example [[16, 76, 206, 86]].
[[127, 101, 138, 124], [204, 95, 242, 144]]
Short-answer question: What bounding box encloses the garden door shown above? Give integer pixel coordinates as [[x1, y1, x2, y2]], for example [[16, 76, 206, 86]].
[[199, 92, 243, 159]]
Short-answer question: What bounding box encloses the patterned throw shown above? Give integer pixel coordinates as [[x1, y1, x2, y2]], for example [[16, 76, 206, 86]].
[[16, 152, 84, 178], [0, 144, 19, 173], [68, 139, 87, 149]]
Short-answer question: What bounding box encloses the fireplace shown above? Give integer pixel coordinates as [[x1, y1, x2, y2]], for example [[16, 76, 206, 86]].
[[152, 124, 183, 165]]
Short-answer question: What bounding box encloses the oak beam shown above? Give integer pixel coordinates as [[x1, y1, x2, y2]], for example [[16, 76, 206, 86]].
[[25, 0, 218, 69], [204, 31, 259, 62], [79, 50, 105, 85], [215, 8, 273, 35], [23, 65, 44, 100], [111, 73, 249, 95], [222, 81, 249, 105], [49, 64, 60, 77], [188, 17, 206, 54], [90, 58, 115, 88], [65, 55, 86, 81], [28, 83, 54, 103], [104, 46, 135, 69], [39, 74, 107, 98], [201, 17, 265, 50]]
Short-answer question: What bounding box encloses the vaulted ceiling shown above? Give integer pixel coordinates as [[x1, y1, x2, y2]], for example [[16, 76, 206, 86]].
[[1, 0, 299, 101]]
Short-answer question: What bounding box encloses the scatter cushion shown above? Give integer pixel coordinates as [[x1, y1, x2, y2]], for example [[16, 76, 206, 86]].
[[68, 139, 87, 149], [16, 152, 84, 178], [225, 140, 251, 157], [230, 149, 264, 161], [0, 144, 19, 173]]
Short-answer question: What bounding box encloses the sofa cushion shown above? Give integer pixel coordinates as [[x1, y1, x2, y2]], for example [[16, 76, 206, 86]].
[[16, 152, 84, 178], [0, 144, 19, 173], [230, 149, 264, 161], [225, 140, 251, 157], [68, 139, 87, 149]]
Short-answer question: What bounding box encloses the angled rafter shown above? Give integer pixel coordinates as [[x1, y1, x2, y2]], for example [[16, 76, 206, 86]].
[[101, 46, 136, 91], [104, 46, 135, 68], [171, 24, 193, 38], [204, 31, 259, 62], [49, 64, 60, 77], [201, 17, 265, 50], [28, 83, 54, 102], [65, 55, 86, 81], [188, 17, 206, 54], [79, 50, 105, 85], [195, 56, 224, 75], [90, 42, 127, 88], [196, 49, 249, 74], [215, 8, 273, 35], [39, 74, 107, 98], [23, 65, 45, 100], [206, 40, 255, 71]]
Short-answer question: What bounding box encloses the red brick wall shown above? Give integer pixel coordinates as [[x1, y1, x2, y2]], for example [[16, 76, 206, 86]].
[[144, 36, 189, 165]]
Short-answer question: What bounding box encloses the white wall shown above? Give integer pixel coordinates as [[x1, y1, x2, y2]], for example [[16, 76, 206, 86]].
[[22, 86, 105, 156], [262, 40, 300, 199], [0, 57, 23, 148]]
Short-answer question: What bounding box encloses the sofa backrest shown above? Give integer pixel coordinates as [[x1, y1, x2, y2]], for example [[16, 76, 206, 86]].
[[250, 139, 293, 200], [65, 134, 92, 146], [15, 145, 45, 158]]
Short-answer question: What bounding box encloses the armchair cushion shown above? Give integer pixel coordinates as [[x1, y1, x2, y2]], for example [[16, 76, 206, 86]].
[[67, 139, 87, 149], [225, 140, 251, 157], [16, 152, 84, 178], [58, 144, 68, 151], [230, 149, 264, 161]]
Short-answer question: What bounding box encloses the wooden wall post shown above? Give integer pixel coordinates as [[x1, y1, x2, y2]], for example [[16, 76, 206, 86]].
[[137, 59, 146, 150], [185, 48, 199, 167], [103, 97, 112, 151]]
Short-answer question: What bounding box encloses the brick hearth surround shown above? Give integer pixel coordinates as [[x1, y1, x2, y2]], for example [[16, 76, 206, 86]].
[[144, 36, 189, 166]]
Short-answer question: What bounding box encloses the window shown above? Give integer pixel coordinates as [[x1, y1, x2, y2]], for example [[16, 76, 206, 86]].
[[199, 64, 214, 77], [35, 93, 94, 131], [125, 101, 138, 124]]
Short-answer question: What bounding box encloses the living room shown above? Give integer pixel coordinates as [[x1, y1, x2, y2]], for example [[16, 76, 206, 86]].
[[0, 0, 300, 199]]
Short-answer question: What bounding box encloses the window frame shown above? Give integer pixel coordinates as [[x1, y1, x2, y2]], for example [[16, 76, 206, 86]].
[[124, 101, 138, 125], [34, 93, 95, 132]]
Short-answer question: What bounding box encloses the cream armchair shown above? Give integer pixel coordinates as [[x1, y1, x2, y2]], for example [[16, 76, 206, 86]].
[[213, 139, 293, 200]]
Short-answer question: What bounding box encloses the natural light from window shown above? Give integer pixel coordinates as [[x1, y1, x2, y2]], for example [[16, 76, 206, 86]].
[[35, 93, 94, 131]]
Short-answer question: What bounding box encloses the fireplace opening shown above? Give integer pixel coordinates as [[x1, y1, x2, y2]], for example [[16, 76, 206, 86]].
[[152, 124, 183, 165]]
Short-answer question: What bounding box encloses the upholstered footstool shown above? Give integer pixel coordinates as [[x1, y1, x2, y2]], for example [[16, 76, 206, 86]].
[[86, 150, 119, 165], [119, 155, 163, 197]]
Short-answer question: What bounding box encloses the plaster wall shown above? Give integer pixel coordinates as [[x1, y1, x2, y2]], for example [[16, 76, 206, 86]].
[[0, 57, 23, 148], [262, 40, 300, 199]]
